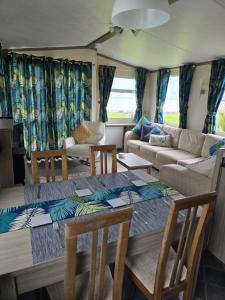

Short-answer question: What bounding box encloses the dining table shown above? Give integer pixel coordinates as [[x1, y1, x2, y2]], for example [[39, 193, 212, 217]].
[[0, 169, 184, 299]]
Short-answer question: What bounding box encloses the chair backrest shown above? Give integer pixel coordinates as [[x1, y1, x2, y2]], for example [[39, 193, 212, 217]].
[[89, 145, 117, 176], [31, 150, 68, 184], [153, 192, 216, 300], [64, 207, 133, 300]]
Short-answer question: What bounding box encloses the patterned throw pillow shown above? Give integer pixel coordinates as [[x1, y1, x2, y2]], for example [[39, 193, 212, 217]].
[[132, 116, 152, 137], [73, 123, 92, 143], [150, 126, 165, 135], [140, 124, 155, 141], [149, 134, 171, 147], [209, 139, 225, 156]]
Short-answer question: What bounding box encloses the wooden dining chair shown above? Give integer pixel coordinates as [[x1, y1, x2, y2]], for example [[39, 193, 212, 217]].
[[31, 149, 68, 184], [89, 144, 117, 176], [46, 207, 133, 300], [126, 192, 216, 300]]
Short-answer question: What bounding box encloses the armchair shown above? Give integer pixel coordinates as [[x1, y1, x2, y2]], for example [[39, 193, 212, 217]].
[[63, 121, 105, 160]]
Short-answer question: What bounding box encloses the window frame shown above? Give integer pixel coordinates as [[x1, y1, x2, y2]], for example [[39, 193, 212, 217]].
[[107, 76, 136, 124], [163, 69, 180, 127], [216, 88, 225, 135]]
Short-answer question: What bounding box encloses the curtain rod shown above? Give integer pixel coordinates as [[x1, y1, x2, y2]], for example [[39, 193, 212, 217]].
[[5, 51, 95, 66]]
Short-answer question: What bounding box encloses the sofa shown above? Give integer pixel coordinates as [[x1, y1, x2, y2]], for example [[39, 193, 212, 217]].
[[124, 124, 224, 195]]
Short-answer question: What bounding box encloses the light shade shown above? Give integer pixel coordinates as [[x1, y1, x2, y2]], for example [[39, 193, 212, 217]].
[[111, 0, 170, 29]]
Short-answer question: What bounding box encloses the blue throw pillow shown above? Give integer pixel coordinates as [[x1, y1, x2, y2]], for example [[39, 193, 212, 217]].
[[132, 116, 152, 137], [150, 126, 165, 135], [209, 139, 225, 156], [140, 124, 155, 141]]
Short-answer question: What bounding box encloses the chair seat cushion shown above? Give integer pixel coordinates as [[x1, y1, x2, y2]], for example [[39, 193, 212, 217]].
[[46, 266, 113, 300], [156, 150, 198, 165], [127, 140, 147, 150], [66, 144, 94, 157], [139, 145, 173, 159], [126, 247, 186, 295]]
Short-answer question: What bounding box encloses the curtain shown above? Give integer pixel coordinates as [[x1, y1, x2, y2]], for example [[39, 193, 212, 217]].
[[5, 52, 92, 156], [0, 44, 11, 117], [203, 59, 225, 134], [98, 65, 116, 122], [179, 64, 196, 128], [134, 68, 148, 122], [154, 69, 171, 124]]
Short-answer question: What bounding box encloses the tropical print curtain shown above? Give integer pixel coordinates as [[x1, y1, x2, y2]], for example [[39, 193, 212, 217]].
[[0, 44, 10, 117], [154, 69, 171, 124], [203, 59, 225, 134], [4, 52, 92, 156], [134, 68, 148, 122], [98, 65, 116, 122], [179, 64, 196, 128]]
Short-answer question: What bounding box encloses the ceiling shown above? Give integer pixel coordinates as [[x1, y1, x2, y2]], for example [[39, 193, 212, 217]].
[[0, 0, 225, 70]]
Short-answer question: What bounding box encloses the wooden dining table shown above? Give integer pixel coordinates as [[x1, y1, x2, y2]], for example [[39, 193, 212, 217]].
[[0, 170, 183, 299]]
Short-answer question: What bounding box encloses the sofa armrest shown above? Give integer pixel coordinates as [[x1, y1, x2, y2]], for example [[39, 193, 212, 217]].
[[124, 130, 139, 152], [160, 164, 211, 196]]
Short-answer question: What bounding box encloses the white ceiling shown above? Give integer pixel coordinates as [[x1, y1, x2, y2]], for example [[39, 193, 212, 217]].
[[0, 0, 225, 70]]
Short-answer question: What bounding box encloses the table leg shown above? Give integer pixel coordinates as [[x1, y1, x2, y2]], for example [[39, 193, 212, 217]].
[[0, 275, 17, 300]]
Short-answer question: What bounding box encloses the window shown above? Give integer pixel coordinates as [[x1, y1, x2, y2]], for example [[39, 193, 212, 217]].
[[164, 75, 180, 126], [107, 77, 136, 122], [216, 90, 225, 132]]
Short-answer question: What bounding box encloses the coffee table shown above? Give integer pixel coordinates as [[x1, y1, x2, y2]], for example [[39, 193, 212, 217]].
[[117, 153, 153, 172]]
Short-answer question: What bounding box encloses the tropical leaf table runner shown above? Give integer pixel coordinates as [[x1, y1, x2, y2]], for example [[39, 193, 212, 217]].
[[0, 175, 179, 235]]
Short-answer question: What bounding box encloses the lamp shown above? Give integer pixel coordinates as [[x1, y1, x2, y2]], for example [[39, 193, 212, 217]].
[[111, 0, 170, 30]]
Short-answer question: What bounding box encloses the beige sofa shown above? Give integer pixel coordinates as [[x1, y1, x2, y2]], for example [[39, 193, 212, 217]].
[[124, 124, 224, 195]]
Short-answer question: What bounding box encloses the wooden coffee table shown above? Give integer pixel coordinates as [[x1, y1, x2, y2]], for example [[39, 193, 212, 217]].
[[117, 153, 153, 172]]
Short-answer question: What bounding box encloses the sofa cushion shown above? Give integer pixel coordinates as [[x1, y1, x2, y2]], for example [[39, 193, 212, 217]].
[[178, 129, 205, 155], [160, 164, 211, 196], [178, 157, 205, 167], [201, 134, 225, 157], [66, 144, 94, 157], [85, 121, 105, 144], [209, 138, 225, 156], [140, 124, 155, 141], [132, 116, 152, 136], [73, 123, 92, 143], [127, 140, 147, 151], [140, 144, 173, 159], [162, 125, 182, 148], [149, 134, 171, 147], [156, 149, 198, 165]]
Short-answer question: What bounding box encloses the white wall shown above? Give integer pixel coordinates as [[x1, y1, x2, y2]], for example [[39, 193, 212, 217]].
[[187, 64, 211, 131], [142, 72, 157, 121]]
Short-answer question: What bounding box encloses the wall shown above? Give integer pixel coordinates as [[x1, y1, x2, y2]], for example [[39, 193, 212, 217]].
[[187, 64, 211, 131]]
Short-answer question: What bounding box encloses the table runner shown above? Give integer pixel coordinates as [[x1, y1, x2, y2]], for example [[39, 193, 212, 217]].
[[23, 172, 182, 264], [0, 172, 178, 234]]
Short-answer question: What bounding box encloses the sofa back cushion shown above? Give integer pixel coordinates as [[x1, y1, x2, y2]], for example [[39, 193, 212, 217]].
[[178, 129, 205, 155], [201, 134, 225, 157], [162, 125, 182, 148]]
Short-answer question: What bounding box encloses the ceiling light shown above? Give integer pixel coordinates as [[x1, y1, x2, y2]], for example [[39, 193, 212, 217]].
[[111, 0, 170, 29]]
